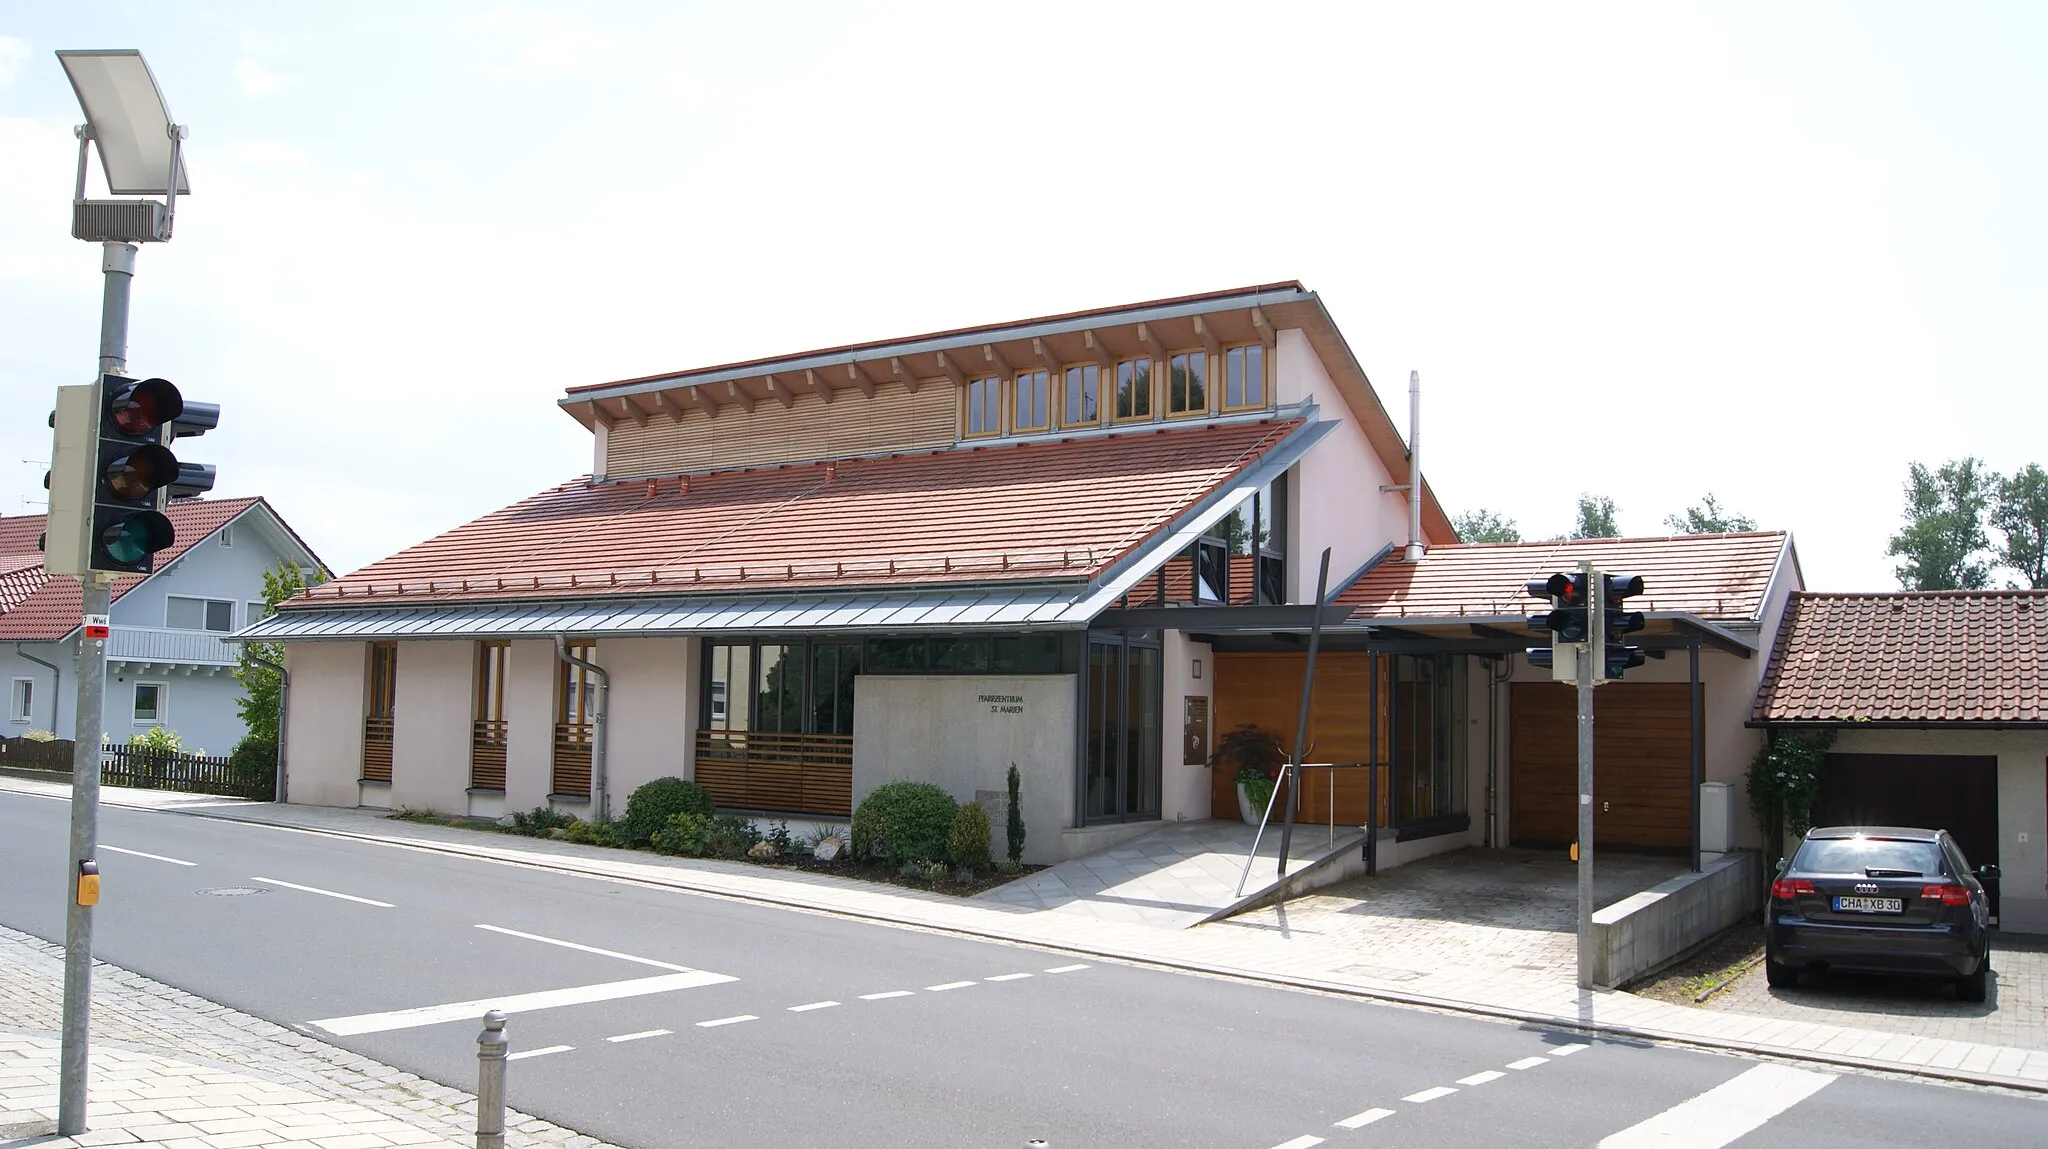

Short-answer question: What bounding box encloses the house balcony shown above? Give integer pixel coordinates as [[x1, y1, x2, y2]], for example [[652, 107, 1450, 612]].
[[107, 626, 239, 674]]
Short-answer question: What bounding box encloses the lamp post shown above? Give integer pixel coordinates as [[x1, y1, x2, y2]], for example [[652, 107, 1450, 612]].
[[49, 48, 190, 1137]]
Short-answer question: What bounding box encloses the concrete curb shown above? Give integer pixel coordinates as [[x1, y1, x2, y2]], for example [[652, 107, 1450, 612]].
[[7, 777, 2041, 1098]]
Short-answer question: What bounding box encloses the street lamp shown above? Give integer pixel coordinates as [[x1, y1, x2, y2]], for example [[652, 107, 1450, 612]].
[[50, 47, 191, 1138]]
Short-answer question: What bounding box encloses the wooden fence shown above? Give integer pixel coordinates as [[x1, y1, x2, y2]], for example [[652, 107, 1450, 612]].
[[0, 736, 273, 800]]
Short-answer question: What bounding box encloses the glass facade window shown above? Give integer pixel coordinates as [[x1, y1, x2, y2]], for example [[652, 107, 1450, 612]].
[[1113, 358, 1153, 421], [1013, 370, 1050, 432], [475, 641, 508, 722], [1168, 351, 1208, 417], [1224, 343, 1266, 409], [809, 642, 862, 735], [931, 636, 992, 672], [1082, 632, 1161, 823], [558, 642, 598, 726], [991, 634, 1062, 673], [1064, 364, 1099, 425], [1389, 655, 1465, 825], [964, 375, 1002, 436], [755, 643, 805, 733], [864, 637, 928, 673]]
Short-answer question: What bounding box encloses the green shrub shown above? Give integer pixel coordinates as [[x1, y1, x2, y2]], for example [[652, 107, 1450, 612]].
[[511, 806, 576, 837], [852, 780, 958, 864], [621, 777, 716, 846], [652, 811, 709, 856], [228, 734, 278, 799], [947, 802, 991, 870], [560, 818, 625, 848], [996, 857, 1022, 876], [1005, 763, 1026, 863], [704, 814, 759, 859]]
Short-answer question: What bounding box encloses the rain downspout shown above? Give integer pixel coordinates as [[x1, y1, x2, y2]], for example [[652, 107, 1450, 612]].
[[554, 636, 610, 822], [19, 648, 62, 736], [244, 651, 290, 803], [1406, 369, 1423, 562]]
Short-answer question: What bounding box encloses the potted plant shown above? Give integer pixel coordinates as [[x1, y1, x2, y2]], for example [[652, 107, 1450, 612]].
[[1209, 724, 1289, 826]]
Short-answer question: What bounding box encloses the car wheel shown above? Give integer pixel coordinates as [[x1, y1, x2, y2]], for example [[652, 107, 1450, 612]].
[[1956, 961, 1988, 1003], [1764, 957, 1800, 989]]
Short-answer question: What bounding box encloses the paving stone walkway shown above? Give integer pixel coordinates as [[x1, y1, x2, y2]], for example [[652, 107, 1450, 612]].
[[0, 928, 618, 1149]]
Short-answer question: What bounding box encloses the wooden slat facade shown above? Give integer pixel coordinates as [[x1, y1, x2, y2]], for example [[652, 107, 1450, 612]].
[[1508, 682, 1698, 850], [1210, 652, 1390, 825], [551, 721, 593, 798], [360, 717, 393, 783], [470, 719, 508, 791], [693, 730, 854, 818], [604, 381, 958, 479]]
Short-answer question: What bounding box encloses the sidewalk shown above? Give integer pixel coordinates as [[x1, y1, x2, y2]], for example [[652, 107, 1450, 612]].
[[0, 927, 620, 1149], [8, 773, 2048, 1098]]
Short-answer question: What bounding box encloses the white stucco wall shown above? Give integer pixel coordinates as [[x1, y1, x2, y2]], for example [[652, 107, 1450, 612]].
[[389, 640, 473, 815], [598, 636, 696, 811], [505, 639, 559, 812], [852, 674, 1076, 865], [1824, 727, 2048, 936], [1273, 328, 1413, 597], [1160, 632, 1213, 823], [281, 641, 366, 808]]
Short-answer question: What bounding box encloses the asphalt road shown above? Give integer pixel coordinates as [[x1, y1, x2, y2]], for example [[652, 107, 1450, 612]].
[[1, 787, 2042, 1148]]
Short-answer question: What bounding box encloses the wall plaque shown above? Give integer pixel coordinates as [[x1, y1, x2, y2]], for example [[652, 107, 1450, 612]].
[[1184, 696, 1210, 766]]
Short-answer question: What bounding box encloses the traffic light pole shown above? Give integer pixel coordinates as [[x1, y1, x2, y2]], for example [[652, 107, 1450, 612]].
[[58, 240, 134, 1135], [1575, 559, 1597, 991]]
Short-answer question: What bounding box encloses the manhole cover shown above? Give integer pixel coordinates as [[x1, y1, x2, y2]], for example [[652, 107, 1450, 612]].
[[196, 886, 267, 897]]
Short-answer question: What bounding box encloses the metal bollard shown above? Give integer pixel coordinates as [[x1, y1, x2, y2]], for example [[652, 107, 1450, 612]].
[[476, 1010, 508, 1149]]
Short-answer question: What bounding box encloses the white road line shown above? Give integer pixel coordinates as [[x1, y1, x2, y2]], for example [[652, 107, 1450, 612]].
[[1044, 963, 1090, 973], [1268, 1137, 1324, 1149], [474, 924, 696, 972], [984, 973, 1032, 982], [309, 970, 737, 1036], [696, 1015, 757, 1028], [925, 981, 976, 992], [1597, 1063, 1836, 1149], [788, 1001, 839, 1012], [1402, 1086, 1458, 1104], [1457, 1070, 1505, 1086], [506, 1045, 573, 1061], [605, 1029, 670, 1043], [1334, 1109, 1394, 1129], [101, 845, 196, 866], [250, 876, 393, 907], [859, 990, 914, 1000], [1551, 1042, 1590, 1056], [1507, 1056, 1549, 1070]]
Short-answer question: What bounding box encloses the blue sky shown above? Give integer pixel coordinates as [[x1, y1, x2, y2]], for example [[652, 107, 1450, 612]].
[[2, 2, 2044, 588]]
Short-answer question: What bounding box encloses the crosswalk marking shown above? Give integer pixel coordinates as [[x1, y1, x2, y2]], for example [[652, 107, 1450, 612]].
[[1045, 963, 1090, 973], [1457, 1070, 1505, 1086], [1268, 1136, 1324, 1149], [506, 1045, 572, 1060], [1507, 1056, 1549, 1070], [985, 973, 1032, 982], [788, 1001, 839, 1012], [696, 1014, 757, 1028], [1334, 1108, 1394, 1129], [860, 990, 914, 1000], [926, 981, 976, 991], [1598, 1063, 1837, 1149], [605, 1029, 669, 1043], [1551, 1042, 1590, 1056], [1403, 1086, 1457, 1103]]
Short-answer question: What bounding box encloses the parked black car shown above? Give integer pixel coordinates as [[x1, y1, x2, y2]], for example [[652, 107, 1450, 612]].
[[1765, 826, 1995, 1002]]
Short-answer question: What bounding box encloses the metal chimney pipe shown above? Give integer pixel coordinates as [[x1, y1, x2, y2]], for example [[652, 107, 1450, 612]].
[[1406, 370, 1424, 562]]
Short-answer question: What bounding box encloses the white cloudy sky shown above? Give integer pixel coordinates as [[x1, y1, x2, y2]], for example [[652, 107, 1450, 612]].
[[1, 2, 2043, 588]]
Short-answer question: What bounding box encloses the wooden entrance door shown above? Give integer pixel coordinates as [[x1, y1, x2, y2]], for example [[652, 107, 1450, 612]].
[[1509, 681, 1697, 850]]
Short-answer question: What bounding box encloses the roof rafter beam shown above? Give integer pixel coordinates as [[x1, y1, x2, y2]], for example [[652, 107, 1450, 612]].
[[585, 400, 615, 429], [846, 362, 877, 398], [1250, 306, 1276, 348], [982, 343, 1013, 380], [724, 380, 756, 414], [1136, 322, 1167, 360], [1082, 329, 1114, 369], [617, 395, 650, 427], [761, 373, 796, 409], [935, 349, 966, 388], [653, 390, 689, 422], [691, 385, 721, 419], [805, 368, 835, 404], [1032, 338, 1062, 374], [890, 357, 923, 393], [1193, 315, 1222, 360]]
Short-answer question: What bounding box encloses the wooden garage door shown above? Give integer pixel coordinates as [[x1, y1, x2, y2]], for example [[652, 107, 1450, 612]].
[[1813, 754, 1998, 870], [1510, 682, 1697, 850]]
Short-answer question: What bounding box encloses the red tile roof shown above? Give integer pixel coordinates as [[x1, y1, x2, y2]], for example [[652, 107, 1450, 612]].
[[1753, 591, 2048, 725], [0, 498, 264, 641], [293, 420, 1306, 608], [1336, 532, 1791, 623]]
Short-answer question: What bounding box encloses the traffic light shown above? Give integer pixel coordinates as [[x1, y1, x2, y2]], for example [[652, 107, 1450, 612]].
[[1595, 572, 1647, 683], [86, 375, 217, 574], [1525, 571, 1590, 681]]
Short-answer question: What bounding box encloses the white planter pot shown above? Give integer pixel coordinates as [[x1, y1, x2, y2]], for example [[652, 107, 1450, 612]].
[[1237, 780, 1287, 826]]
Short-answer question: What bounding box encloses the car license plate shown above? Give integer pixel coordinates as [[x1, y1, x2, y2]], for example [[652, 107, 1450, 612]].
[[1833, 896, 1903, 913]]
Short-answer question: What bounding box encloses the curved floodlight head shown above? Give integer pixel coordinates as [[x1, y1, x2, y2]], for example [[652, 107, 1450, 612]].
[[57, 49, 190, 196]]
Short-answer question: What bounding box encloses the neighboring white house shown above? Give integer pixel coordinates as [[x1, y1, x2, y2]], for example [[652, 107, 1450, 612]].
[[0, 497, 325, 756]]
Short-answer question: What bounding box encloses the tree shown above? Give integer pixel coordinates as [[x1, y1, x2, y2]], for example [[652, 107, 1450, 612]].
[[1665, 493, 1757, 535], [1451, 508, 1521, 543], [1570, 494, 1619, 540], [235, 561, 326, 744], [1886, 458, 1993, 590], [1993, 464, 2048, 589]]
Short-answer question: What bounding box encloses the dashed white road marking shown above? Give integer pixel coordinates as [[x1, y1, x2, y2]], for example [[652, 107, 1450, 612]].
[[1597, 1063, 1836, 1149], [1044, 963, 1090, 973], [926, 981, 976, 991], [1268, 1136, 1324, 1149], [985, 973, 1032, 982], [696, 1015, 757, 1028], [251, 876, 393, 907], [474, 924, 698, 972], [1334, 1108, 1394, 1129], [102, 845, 196, 866], [1457, 1070, 1505, 1086], [1551, 1042, 1590, 1056], [860, 990, 914, 1000], [606, 1029, 670, 1043], [1403, 1086, 1458, 1104], [309, 970, 736, 1036], [1507, 1056, 1549, 1070], [788, 1001, 839, 1012], [506, 1045, 573, 1061]]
